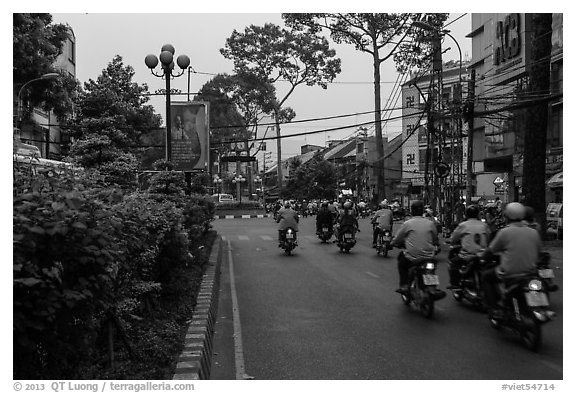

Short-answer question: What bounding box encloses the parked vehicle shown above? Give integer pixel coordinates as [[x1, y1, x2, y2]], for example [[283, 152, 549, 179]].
[[399, 258, 446, 318], [280, 227, 298, 256]]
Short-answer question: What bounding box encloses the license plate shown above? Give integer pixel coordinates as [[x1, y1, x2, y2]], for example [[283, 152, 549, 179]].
[[344, 233, 353, 239], [286, 233, 294, 239], [538, 269, 555, 279], [322, 228, 329, 232], [525, 291, 549, 307], [422, 274, 439, 286]]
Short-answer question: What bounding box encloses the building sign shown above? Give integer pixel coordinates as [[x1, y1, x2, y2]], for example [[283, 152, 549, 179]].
[[170, 101, 209, 171], [493, 13, 522, 66]]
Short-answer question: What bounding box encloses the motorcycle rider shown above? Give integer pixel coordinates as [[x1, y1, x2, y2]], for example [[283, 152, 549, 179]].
[[391, 200, 440, 294], [371, 200, 394, 248], [480, 202, 542, 317], [336, 201, 358, 242], [276, 201, 299, 247], [316, 201, 335, 235], [447, 204, 491, 289]]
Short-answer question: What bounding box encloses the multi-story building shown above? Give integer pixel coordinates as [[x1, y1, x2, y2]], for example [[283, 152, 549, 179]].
[[17, 26, 76, 160], [466, 13, 562, 205]]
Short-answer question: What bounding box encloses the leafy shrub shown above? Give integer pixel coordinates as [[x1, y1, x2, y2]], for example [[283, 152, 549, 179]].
[[13, 160, 215, 379]]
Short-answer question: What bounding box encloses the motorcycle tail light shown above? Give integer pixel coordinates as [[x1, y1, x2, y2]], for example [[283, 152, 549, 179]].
[[528, 279, 543, 291], [425, 262, 435, 270]]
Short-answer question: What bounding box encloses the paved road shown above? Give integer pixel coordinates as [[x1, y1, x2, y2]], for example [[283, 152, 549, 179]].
[[210, 216, 563, 380]]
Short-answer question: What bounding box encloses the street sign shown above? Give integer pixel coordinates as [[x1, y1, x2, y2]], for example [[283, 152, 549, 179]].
[[493, 176, 504, 186], [220, 155, 256, 162], [434, 162, 450, 178]]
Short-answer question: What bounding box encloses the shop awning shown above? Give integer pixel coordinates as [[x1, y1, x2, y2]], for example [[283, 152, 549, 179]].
[[547, 172, 563, 188]]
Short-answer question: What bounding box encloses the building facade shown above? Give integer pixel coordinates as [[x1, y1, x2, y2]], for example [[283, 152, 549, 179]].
[[466, 13, 562, 205], [17, 26, 76, 160]]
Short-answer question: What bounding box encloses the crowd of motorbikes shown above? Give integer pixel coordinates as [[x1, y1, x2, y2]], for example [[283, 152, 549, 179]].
[[272, 199, 559, 352]]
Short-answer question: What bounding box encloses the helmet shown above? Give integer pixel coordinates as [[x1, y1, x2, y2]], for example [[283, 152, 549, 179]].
[[410, 200, 425, 216], [284, 201, 292, 208], [343, 201, 352, 209], [465, 204, 480, 219], [322, 201, 329, 208], [504, 202, 525, 221], [379, 200, 388, 209]]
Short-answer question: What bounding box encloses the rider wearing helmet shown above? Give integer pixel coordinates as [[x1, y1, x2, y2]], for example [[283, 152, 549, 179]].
[[391, 200, 440, 294], [316, 201, 335, 235], [371, 200, 394, 248], [336, 201, 358, 242], [480, 202, 542, 316], [447, 204, 491, 289], [276, 200, 299, 247]]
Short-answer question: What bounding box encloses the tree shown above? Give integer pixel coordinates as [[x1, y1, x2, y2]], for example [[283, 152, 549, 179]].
[[13, 13, 79, 123], [67, 55, 161, 188], [283, 13, 448, 200], [197, 72, 277, 159], [283, 153, 336, 200], [221, 23, 341, 191]]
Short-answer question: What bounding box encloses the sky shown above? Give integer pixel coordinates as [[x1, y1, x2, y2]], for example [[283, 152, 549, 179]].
[[44, 11, 472, 161]]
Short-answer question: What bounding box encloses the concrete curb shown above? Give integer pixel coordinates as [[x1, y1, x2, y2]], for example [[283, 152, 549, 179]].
[[214, 214, 271, 219], [173, 235, 223, 380]]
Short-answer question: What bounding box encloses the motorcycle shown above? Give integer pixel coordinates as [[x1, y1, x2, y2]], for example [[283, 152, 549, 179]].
[[448, 246, 485, 309], [487, 272, 555, 351], [336, 226, 357, 253], [400, 258, 446, 318], [318, 223, 334, 243], [280, 227, 298, 255], [375, 227, 393, 257], [537, 252, 559, 293]]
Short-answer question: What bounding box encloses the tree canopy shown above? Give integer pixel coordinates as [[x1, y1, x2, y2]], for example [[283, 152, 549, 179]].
[[67, 56, 161, 187], [221, 23, 342, 189], [13, 13, 79, 122]]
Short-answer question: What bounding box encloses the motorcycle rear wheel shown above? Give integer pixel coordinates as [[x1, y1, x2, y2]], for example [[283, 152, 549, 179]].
[[419, 294, 435, 318], [520, 316, 542, 352]]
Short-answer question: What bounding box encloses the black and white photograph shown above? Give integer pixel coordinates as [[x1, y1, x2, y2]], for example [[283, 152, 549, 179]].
[[8, 3, 568, 392]]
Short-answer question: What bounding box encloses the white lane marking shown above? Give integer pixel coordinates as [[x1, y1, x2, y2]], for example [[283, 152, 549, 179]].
[[238, 235, 249, 241], [261, 235, 274, 241], [227, 240, 248, 380], [365, 271, 380, 279]]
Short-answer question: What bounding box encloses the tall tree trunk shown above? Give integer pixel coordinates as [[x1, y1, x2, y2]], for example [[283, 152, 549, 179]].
[[275, 109, 283, 192], [372, 43, 385, 201], [522, 13, 552, 232]]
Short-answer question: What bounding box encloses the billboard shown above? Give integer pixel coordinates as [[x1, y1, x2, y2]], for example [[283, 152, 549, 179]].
[[170, 101, 209, 171]]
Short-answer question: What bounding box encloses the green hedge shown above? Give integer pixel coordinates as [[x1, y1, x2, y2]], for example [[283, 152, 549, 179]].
[[13, 163, 215, 379]]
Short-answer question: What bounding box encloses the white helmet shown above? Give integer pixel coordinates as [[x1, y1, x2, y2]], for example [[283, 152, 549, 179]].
[[379, 200, 388, 208]]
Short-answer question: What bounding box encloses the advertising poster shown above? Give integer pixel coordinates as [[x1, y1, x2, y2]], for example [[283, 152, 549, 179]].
[[170, 101, 209, 171]]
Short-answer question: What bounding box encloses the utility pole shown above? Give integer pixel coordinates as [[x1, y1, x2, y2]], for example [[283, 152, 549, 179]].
[[465, 69, 476, 205]]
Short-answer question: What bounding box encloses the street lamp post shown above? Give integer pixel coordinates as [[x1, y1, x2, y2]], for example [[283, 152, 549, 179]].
[[213, 175, 223, 195], [232, 174, 246, 205], [16, 72, 60, 127], [145, 45, 190, 162], [254, 175, 263, 202]]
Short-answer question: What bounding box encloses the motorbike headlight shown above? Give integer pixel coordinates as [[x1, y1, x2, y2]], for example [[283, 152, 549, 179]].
[[528, 279, 543, 291], [425, 262, 435, 270]]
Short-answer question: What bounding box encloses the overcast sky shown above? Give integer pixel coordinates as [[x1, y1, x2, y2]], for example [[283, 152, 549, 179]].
[[44, 11, 471, 159]]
